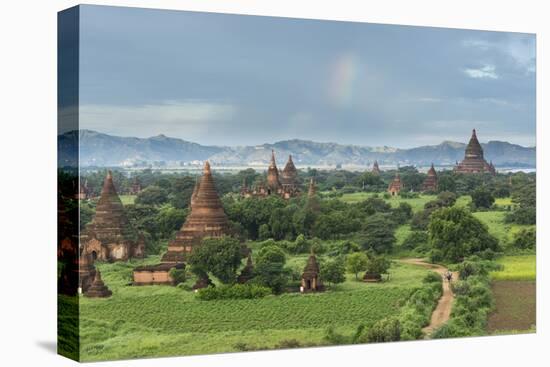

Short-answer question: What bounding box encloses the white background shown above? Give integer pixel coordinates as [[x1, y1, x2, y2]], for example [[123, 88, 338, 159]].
[[0, 0, 547, 366]]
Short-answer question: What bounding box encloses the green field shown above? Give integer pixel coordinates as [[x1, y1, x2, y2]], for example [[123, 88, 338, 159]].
[[119, 195, 136, 205], [75, 258, 430, 361], [339, 192, 436, 212], [490, 255, 536, 281], [472, 211, 533, 246]]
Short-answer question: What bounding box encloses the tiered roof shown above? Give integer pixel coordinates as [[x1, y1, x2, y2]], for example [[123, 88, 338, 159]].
[[388, 171, 404, 194], [266, 150, 282, 192], [162, 161, 231, 262], [454, 129, 496, 175], [422, 163, 438, 192], [84, 269, 112, 298]]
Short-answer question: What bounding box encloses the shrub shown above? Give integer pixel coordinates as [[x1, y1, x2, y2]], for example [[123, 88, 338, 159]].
[[423, 271, 442, 284], [366, 317, 401, 343], [196, 284, 272, 301], [168, 268, 186, 285], [511, 228, 536, 250], [402, 231, 429, 250]]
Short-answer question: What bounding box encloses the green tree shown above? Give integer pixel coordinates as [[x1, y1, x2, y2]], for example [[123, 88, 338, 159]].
[[346, 252, 368, 280], [320, 258, 346, 286], [391, 202, 413, 224], [358, 214, 396, 253], [135, 185, 169, 206], [428, 207, 499, 262], [512, 228, 536, 250], [365, 252, 391, 277], [188, 237, 244, 284], [254, 245, 288, 293], [470, 187, 495, 209]]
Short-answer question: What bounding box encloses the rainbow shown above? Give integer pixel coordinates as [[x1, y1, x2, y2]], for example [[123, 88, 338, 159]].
[[327, 52, 360, 108]]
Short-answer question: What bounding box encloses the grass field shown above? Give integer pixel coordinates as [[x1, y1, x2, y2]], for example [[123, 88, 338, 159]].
[[75, 257, 430, 361], [490, 255, 536, 281], [339, 192, 436, 213], [119, 195, 136, 205], [487, 281, 536, 333]]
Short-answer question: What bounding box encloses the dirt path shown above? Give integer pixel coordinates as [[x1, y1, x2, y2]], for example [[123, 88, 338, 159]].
[[399, 258, 458, 337]]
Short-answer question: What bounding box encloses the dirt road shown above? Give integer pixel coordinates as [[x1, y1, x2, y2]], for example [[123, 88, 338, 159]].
[[399, 258, 458, 337]]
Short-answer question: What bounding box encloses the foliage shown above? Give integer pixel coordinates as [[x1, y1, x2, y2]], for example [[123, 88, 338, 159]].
[[511, 228, 536, 250], [391, 202, 413, 225], [196, 284, 271, 300], [470, 187, 495, 210], [358, 214, 396, 253], [253, 245, 288, 293], [428, 207, 499, 263], [365, 317, 401, 343], [401, 231, 429, 251], [135, 185, 169, 206], [320, 258, 346, 286], [364, 252, 391, 277], [188, 237, 244, 284], [168, 267, 186, 285], [346, 252, 368, 280], [505, 206, 536, 225]]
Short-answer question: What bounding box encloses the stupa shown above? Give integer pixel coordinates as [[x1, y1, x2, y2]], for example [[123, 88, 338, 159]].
[[237, 253, 255, 284], [161, 161, 231, 263], [281, 155, 300, 198], [422, 163, 438, 192], [84, 269, 112, 298], [454, 129, 496, 175], [80, 171, 144, 261]]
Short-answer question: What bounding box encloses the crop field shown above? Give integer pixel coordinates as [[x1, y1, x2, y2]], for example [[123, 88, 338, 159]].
[[472, 211, 533, 246], [74, 258, 429, 361], [490, 255, 536, 281], [487, 281, 536, 333]]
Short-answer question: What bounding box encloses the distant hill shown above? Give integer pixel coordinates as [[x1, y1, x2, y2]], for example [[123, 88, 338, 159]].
[[58, 130, 536, 168]]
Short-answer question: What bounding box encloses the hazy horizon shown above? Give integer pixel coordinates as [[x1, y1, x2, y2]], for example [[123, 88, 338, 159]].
[[63, 5, 536, 148]]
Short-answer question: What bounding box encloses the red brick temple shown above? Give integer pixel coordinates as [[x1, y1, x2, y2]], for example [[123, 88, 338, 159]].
[[301, 249, 323, 292], [80, 171, 144, 261], [454, 129, 496, 175], [241, 151, 300, 199], [387, 171, 404, 196], [161, 161, 232, 263], [422, 163, 438, 192]]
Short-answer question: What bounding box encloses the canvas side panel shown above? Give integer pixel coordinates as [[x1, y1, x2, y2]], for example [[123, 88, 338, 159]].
[[57, 5, 80, 362]]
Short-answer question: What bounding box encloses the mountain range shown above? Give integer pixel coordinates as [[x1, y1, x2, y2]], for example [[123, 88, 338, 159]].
[[58, 130, 536, 168]]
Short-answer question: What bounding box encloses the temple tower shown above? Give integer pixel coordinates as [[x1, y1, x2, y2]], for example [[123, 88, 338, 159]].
[[301, 249, 323, 292], [387, 171, 404, 196], [162, 161, 231, 263], [237, 253, 255, 284], [454, 129, 496, 175], [422, 163, 438, 192], [84, 269, 112, 298], [80, 171, 144, 261], [266, 150, 282, 194], [281, 155, 299, 198], [372, 160, 381, 175]]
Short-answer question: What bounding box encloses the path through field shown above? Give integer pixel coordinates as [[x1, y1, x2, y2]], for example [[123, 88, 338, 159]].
[[399, 258, 458, 337]]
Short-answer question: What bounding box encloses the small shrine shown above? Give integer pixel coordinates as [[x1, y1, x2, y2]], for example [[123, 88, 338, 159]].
[[301, 249, 324, 292], [84, 269, 112, 298]]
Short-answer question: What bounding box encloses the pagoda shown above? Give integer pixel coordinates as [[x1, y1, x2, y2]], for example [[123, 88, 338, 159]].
[[84, 269, 112, 298], [281, 154, 300, 198], [307, 178, 316, 198], [161, 161, 231, 263], [387, 171, 404, 196], [80, 171, 144, 261], [240, 151, 301, 199], [454, 129, 496, 175], [422, 163, 438, 192], [129, 176, 142, 195], [372, 160, 381, 175], [301, 249, 323, 292], [266, 150, 282, 195]]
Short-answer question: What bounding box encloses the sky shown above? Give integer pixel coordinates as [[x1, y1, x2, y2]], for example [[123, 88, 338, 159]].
[[71, 5, 536, 148]]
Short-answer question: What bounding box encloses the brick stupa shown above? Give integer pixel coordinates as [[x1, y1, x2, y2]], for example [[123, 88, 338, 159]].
[[301, 249, 323, 292], [454, 129, 496, 175], [422, 163, 438, 192], [84, 269, 112, 298], [281, 155, 300, 198], [372, 160, 381, 175], [80, 171, 144, 261], [162, 161, 231, 263]]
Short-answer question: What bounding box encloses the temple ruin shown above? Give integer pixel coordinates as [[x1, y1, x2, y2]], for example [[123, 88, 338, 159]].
[[237, 253, 254, 284], [372, 160, 381, 175], [454, 129, 496, 175], [301, 249, 323, 292], [422, 163, 438, 192], [80, 171, 144, 261], [387, 171, 404, 196], [241, 151, 300, 199], [84, 269, 112, 298]]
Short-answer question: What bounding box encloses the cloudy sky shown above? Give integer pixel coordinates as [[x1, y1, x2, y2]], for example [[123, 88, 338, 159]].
[[74, 5, 536, 148]]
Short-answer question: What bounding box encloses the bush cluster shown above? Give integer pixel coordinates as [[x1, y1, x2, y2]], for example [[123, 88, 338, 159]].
[[196, 284, 272, 301]]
